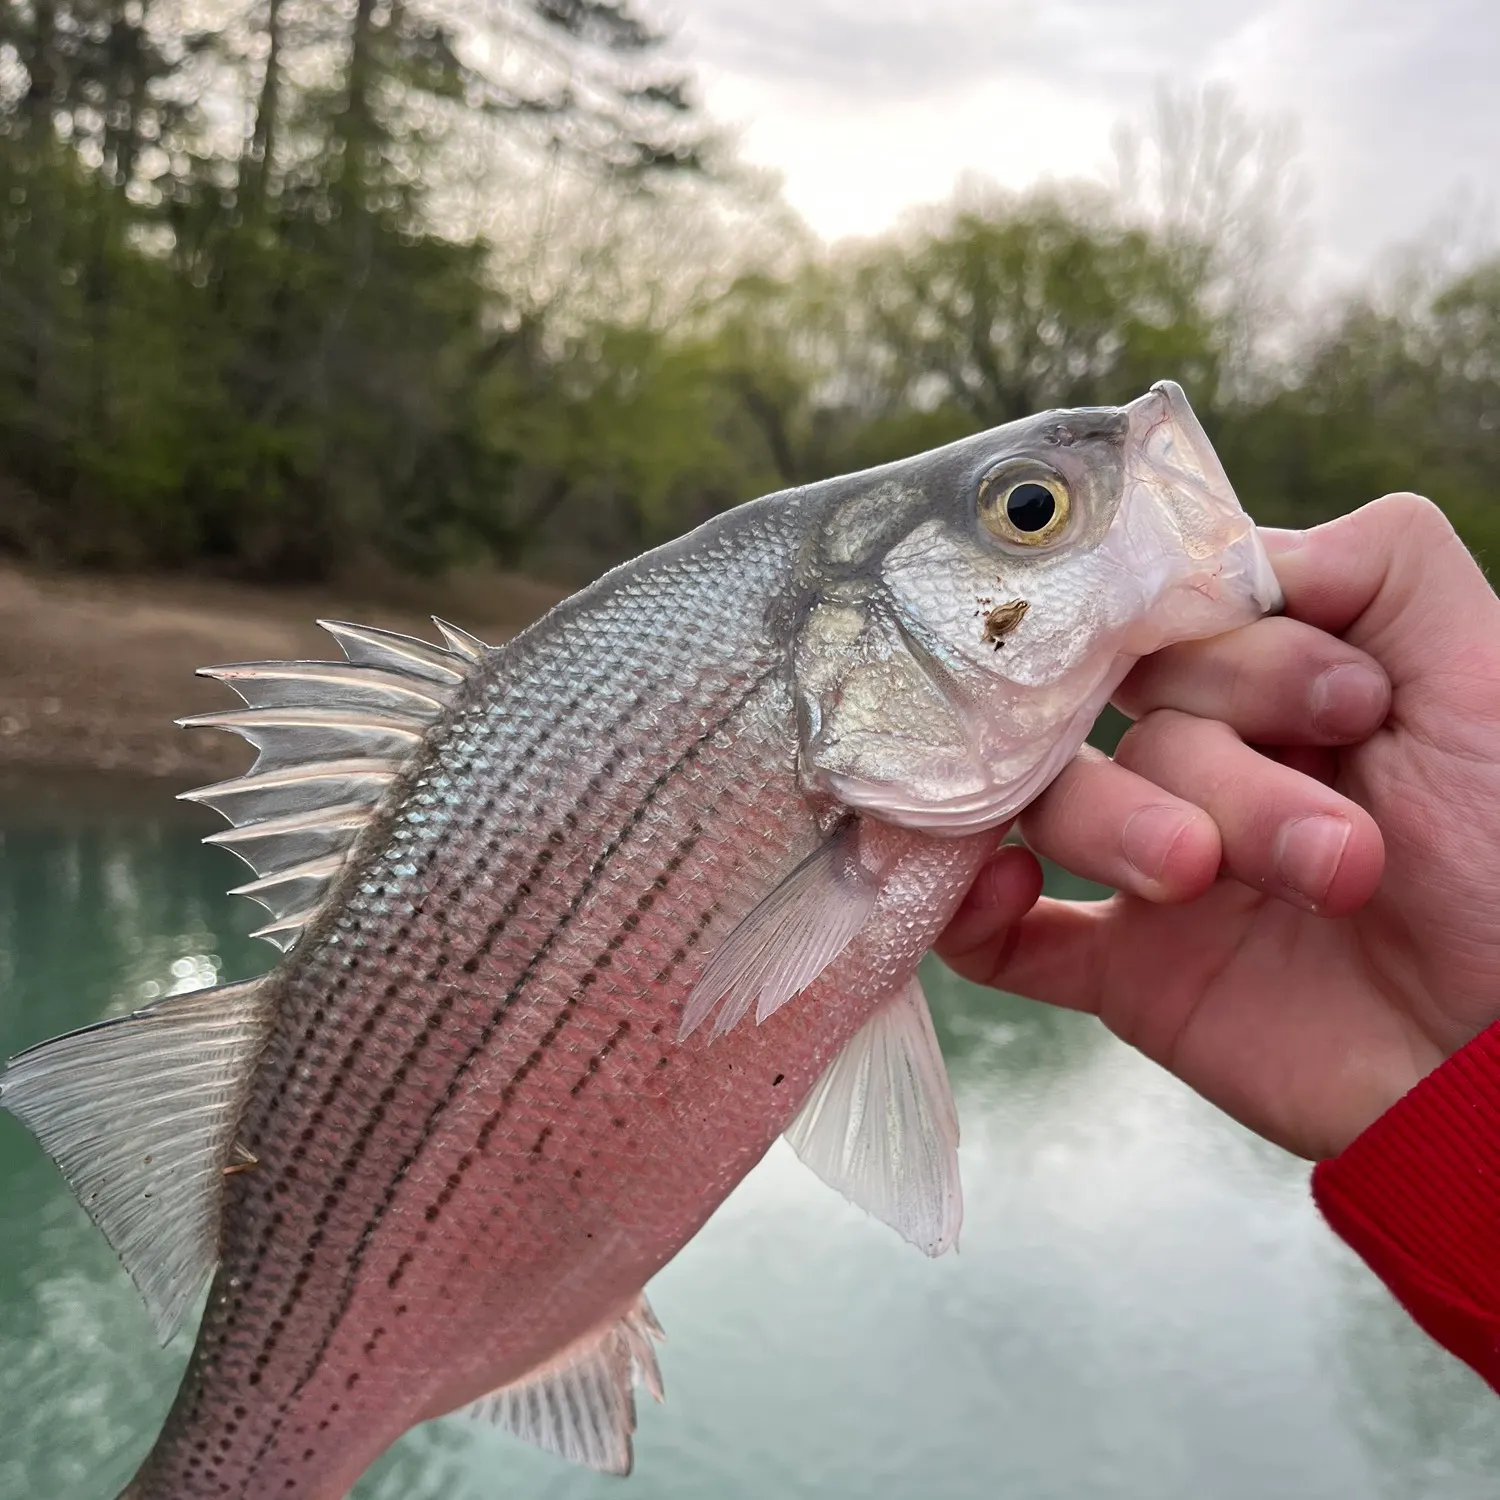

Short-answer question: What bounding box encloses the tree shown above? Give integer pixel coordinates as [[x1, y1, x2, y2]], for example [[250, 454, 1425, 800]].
[[0, 0, 712, 578], [852, 187, 1226, 429], [1113, 83, 1307, 393]]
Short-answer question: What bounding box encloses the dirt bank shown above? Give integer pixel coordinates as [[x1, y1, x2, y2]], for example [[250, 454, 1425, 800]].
[[0, 562, 564, 782]]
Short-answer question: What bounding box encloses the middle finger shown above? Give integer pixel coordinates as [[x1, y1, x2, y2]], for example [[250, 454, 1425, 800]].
[[1114, 710, 1384, 915]]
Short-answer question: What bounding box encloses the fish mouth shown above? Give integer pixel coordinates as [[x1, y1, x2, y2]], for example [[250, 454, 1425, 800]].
[[1120, 382, 1283, 636]]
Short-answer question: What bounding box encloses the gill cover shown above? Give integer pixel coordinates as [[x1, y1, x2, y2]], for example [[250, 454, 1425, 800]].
[[793, 382, 1279, 833]]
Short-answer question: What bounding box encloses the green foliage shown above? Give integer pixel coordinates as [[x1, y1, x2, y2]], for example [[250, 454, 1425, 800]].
[[856, 193, 1225, 425], [0, 13, 1494, 587], [0, 0, 703, 579]]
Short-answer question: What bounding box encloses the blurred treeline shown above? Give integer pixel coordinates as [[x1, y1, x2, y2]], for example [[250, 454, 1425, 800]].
[[0, 3, 1496, 585]]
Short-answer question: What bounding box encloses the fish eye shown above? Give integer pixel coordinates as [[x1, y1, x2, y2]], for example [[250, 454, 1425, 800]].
[[977, 462, 1072, 548]]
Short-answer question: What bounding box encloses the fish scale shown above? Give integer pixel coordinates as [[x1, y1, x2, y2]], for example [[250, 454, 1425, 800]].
[[1, 384, 1281, 1499], [139, 517, 831, 1494]]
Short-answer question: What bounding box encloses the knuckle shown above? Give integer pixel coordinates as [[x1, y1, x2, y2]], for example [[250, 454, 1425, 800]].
[[1113, 711, 1175, 772], [1114, 708, 1236, 776], [1371, 491, 1454, 541]]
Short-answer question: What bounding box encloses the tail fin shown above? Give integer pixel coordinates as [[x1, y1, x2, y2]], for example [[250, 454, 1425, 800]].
[[0, 978, 273, 1343]]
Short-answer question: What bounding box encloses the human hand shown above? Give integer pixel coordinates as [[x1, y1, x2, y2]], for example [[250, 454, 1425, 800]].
[[937, 494, 1500, 1161]]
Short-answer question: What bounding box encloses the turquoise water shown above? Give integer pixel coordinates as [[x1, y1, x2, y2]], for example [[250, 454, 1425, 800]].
[[0, 769, 1495, 1500]]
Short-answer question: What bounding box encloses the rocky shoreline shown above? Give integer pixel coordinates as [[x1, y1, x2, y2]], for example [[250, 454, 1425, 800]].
[[0, 562, 561, 783]]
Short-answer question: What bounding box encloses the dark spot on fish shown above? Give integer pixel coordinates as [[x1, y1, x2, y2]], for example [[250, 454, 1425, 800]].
[[977, 596, 1029, 650], [773, 1073, 785, 1086], [345, 1373, 360, 1392]]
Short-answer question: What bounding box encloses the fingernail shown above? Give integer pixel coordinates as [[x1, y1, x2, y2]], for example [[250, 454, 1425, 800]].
[[1259, 527, 1307, 555], [1310, 663, 1388, 739], [1274, 815, 1351, 906], [1121, 805, 1197, 884]]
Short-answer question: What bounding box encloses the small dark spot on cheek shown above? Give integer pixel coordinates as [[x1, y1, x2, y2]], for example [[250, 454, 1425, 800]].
[[772, 1073, 785, 1086]]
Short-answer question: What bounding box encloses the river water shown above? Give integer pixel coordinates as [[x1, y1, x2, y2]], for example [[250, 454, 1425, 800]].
[[0, 769, 1494, 1500]]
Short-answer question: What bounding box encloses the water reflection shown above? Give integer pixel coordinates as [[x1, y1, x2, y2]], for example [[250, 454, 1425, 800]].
[[0, 772, 1492, 1500], [1328, 1247, 1500, 1500]]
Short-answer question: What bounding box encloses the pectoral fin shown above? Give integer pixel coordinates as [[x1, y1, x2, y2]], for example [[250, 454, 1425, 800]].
[[462, 1295, 665, 1475], [0, 978, 275, 1343], [679, 821, 879, 1041], [785, 974, 963, 1256]]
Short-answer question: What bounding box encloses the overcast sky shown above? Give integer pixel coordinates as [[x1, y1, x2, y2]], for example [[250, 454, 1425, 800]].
[[670, 0, 1498, 278]]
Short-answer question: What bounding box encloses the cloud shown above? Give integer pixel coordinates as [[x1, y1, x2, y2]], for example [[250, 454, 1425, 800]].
[[679, 0, 1259, 104], [672, 0, 1500, 265], [1222, 0, 1499, 268]]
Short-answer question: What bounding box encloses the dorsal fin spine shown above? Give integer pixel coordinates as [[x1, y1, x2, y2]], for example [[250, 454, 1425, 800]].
[[183, 620, 488, 952]]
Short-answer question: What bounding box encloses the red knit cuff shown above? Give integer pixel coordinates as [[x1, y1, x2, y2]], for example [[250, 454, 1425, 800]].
[[1312, 1022, 1500, 1391]]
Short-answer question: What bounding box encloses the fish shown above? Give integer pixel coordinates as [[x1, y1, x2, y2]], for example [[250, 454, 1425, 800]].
[[0, 381, 1279, 1499]]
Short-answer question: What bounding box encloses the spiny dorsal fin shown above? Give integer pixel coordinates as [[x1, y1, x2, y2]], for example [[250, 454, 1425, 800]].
[[0, 979, 275, 1344], [180, 619, 488, 951], [462, 1295, 665, 1475]]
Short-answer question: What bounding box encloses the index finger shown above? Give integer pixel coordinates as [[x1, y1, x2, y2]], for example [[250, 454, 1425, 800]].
[[1261, 495, 1499, 687]]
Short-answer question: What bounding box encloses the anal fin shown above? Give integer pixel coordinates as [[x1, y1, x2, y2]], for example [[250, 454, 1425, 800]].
[[784, 974, 963, 1256], [0, 978, 275, 1343], [462, 1295, 664, 1475]]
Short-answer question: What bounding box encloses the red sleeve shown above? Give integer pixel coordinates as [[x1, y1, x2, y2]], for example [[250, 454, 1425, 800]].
[[1312, 1022, 1500, 1392]]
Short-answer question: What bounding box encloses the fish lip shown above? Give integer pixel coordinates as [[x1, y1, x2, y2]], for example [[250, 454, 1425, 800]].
[[1124, 381, 1284, 617]]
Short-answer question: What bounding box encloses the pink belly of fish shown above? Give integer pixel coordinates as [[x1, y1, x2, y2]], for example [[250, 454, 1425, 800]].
[[263, 823, 993, 1500]]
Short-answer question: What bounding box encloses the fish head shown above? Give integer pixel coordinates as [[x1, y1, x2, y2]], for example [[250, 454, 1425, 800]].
[[793, 380, 1281, 833]]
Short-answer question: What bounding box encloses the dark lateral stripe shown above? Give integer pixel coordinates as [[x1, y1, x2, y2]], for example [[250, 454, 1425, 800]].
[[408, 820, 717, 1244], [250, 679, 598, 1134], [224, 685, 654, 1372], [246, 669, 775, 1467]]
